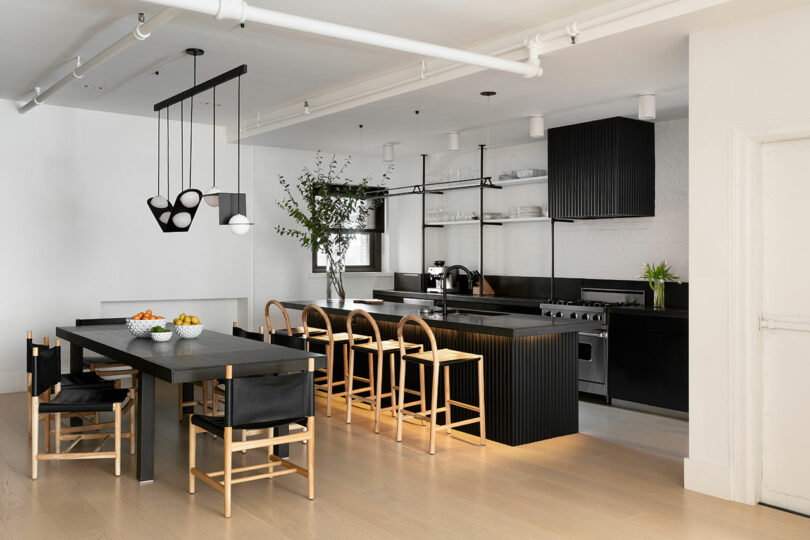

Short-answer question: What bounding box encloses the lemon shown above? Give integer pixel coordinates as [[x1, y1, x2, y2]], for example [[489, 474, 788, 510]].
[[191, 316, 200, 325], [173, 318, 180, 325], [179, 313, 186, 320]]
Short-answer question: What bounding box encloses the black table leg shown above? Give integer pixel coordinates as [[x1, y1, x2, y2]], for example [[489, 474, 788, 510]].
[[69, 343, 84, 426], [137, 371, 155, 483], [274, 424, 289, 459], [182, 383, 195, 418]]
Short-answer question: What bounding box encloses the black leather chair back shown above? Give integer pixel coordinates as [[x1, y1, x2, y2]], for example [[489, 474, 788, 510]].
[[269, 332, 306, 350], [31, 345, 61, 397], [233, 326, 264, 342], [26, 336, 49, 374], [224, 371, 314, 428]]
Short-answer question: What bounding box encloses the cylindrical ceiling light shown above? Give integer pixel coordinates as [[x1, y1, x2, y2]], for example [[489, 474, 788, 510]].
[[638, 93, 656, 120], [382, 143, 394, 162], [448, 131, 460, 151], [529, 115, 545, 138]]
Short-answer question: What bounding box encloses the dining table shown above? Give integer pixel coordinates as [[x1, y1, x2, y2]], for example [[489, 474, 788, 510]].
[[56, 324, 325, 483]]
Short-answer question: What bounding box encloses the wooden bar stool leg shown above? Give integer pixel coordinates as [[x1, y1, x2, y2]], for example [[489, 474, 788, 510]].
[[478, 357, 486, 445], [346, 347, 356, 424], [325, 345, 334, 417], [368, 352, 376, 409], [429, 363, 440, 455], [418, 363, 427, 426], [388, 352, 397, 417], [374, 351, 384, 433], [443, 365, 452, 434], [396, 356, 407, 442], [306, 416, 315, 500]]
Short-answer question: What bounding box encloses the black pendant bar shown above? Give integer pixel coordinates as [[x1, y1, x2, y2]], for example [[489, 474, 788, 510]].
[[153, 64, 247, 112], [365, 176, 498, 200]]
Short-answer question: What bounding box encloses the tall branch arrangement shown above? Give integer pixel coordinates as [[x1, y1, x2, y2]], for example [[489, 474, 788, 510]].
[[275, 151, 389, 299]]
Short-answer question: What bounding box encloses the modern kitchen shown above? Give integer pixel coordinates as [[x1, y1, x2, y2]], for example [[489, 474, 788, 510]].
[[1, 0, 809, 537]]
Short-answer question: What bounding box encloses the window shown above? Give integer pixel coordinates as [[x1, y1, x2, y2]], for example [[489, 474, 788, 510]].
[[312, 188, 384, 273]]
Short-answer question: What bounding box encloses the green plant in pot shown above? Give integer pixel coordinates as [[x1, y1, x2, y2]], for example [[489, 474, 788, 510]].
[[275, 151, 388, 302], [640, 260, 680, 309]]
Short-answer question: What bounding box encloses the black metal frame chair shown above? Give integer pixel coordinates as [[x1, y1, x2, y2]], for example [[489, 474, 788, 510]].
[[188, 362, 316, 517], [30, 341, 134, 479]]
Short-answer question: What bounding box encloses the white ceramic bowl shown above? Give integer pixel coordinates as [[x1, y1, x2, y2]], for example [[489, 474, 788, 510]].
[[175, 324, 204, 339], [150, 329, 172, 342], [126, 318, 167, 338]]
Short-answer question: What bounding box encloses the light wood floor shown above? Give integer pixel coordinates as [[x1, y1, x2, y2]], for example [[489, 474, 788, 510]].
[[0, 383, 807, 539]]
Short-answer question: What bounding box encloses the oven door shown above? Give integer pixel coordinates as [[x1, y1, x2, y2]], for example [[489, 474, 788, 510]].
[[578, 331, 607, 384]]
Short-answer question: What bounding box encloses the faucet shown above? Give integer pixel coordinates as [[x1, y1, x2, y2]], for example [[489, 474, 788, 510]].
[[440, 264, 473, 317]]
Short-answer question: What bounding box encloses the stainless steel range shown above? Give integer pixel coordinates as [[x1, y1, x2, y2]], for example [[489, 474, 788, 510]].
[[540, 288, 644, 402]]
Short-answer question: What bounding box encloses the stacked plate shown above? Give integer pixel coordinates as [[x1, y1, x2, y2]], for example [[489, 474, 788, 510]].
[[508, 206, 546, 218]]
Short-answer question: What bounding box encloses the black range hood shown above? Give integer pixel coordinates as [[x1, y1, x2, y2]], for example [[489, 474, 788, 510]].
[[548, 116, 655, 219]]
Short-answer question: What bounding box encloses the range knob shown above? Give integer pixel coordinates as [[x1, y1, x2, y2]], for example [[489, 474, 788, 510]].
[[554, 311, 562, 318], [569, 313, 578, 319], [580, 314, 589, 320], [592, 314, 601, 321]]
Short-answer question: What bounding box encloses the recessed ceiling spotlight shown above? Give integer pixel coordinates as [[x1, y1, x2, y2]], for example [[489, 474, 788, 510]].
[[448, 132, 460, 151], [638, 93, 656, 120], [529, 115, 545, 139]]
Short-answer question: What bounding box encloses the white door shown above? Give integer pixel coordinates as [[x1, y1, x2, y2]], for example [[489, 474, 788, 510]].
[[760, 137, 810, 515]]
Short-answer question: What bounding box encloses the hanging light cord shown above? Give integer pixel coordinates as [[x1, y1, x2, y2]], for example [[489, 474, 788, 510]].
[[237, 74, 242, 215], [180, 100, 184, 190], [156, 109, 160, 197], [212, 85, 216, 187], [189, 54, 196, 188], [166, 105, 170, 199]]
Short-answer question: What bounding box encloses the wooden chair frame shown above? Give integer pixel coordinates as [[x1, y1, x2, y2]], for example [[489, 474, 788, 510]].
[[396, 315, 486, 455], [189, 361, 316, 518], [31, 342, 134, 479], [345, 309, 426, 433]]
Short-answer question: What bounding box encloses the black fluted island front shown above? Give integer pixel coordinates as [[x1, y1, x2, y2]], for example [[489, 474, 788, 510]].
[[282, 299, 599, 446]]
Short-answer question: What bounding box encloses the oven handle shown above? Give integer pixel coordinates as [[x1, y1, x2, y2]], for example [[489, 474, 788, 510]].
[[580, 331, 608, 338]]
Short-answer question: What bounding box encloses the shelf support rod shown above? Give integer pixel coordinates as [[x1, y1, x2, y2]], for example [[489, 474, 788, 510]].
[[421, 153, 427, 291], [479, 144, 485, 297]]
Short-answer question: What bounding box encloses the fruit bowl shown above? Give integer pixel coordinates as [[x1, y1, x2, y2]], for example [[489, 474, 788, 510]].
[[126, 318, 166, 338], [150, 329, 172, 342], [175, 324, 204, 339]]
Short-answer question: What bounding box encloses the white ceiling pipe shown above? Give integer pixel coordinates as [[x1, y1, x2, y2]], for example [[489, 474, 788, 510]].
[[142, 0, 543, 78], [18, 9, 179, 113]]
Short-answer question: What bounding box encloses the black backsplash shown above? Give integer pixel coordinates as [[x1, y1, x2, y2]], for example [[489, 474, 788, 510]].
[[394, 273, 688, 309]]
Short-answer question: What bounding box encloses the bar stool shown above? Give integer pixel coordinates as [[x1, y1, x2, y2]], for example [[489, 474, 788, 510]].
[[265, 299, 326, 340], [345, 309, 426, 433], [396, 314, 486, 455], [302, 304, 371, 417]]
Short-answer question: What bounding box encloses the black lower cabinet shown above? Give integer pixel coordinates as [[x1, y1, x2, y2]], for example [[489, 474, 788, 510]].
[[607, 310, 688, 412]]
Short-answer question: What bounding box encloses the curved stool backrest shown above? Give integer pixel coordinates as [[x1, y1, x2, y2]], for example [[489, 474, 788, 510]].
[[265, 300, 294, 341], [302, 304, 333, 342], [346, 309, 383, 355], [396, 315, 439, 364]]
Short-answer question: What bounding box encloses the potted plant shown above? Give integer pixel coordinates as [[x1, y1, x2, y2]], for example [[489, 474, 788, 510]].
[[275, 151, 388, 302], [640, 260, 681, 309]]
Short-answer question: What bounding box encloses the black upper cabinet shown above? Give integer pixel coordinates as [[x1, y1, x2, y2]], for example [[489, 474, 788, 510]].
[[548, 117, 655, 219]]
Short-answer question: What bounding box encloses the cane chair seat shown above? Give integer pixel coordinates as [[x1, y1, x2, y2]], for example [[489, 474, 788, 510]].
[[352, 339, 422, 353]]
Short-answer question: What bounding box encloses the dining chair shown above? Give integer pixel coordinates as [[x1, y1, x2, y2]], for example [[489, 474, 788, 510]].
[[188, 362, 315, 517], [26, 331, 117, 449], [302, 304, 371, 417], [30, 341, 134, 479], [396, 315, 486, 454], [207, 322, 267, 422], [264, 299, 325, 340], [76, 318, 139, 388], [345, 309, 426, 433]]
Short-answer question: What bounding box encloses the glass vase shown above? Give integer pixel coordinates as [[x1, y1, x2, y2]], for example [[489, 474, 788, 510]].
[[653, 280, 666, 310]]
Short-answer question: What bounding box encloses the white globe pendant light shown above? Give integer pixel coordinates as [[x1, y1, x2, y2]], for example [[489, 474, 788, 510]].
[[204, 186, 221, 207], [228, 213, 250, 235], [172, 212, 192, 229], [150, 195, 169, 209], [179, 190, 200, 208]]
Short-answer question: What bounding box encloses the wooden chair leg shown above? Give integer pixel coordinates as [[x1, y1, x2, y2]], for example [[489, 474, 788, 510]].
[[224, 427, 233, 518], [388, 352, 397, 418], [374, 352, 384, 433], [114, 403, 121, 477], [478, 358, 486, 446], [54, 412, 61, 454], [396, 357, 407, 442], [188, 422, 196, 494], [201, 382, 208, 416], [44, 414, 51, 453], [177, 386, 184, 422], [429, 363, 440, 455], [129, 390, 136, 455], [31, 397, 38, 480], [325, 346, 334, 417], [241, 430, 247, 454], [266, 427, 274, 461], [444, 365, 452, 434], [418, 363, 427, 426], [26, 374, 32, 439], [306, 416, 315, 500], [346, 347, 355, 424]]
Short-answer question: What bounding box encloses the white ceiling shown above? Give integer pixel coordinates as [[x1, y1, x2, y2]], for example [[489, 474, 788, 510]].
[[1, 0, 807, 154]]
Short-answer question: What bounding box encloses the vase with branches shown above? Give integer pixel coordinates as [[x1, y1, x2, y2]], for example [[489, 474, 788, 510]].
[[639, 260, 681, 309], [275, 151, 388, 302]]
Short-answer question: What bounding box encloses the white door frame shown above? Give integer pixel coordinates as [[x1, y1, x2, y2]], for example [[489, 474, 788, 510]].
[[728, 115, 810, 504]]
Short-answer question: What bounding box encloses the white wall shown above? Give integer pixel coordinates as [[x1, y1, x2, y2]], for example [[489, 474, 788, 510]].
[[390, 118, 689, 281], [0, 100, 253, 393], [686, 4, 810, 501]]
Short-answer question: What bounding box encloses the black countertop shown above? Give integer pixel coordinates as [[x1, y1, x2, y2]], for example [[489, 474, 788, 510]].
[[373, 289, 541, 308], [281, 299, 600, 338], [607, 306, 689, 319]]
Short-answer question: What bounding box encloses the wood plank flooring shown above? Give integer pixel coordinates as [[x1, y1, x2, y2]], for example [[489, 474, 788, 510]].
[[0, 383, 807, 539]]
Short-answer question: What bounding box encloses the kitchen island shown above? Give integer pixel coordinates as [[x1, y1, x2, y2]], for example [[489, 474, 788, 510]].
[[282, 299, 599, 446]]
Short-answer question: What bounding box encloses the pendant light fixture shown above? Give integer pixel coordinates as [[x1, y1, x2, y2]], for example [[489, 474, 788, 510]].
[[227, 73, 252, 235], [204, 84, 221, 206], [638, 93, 656, 120], [529, 115, 545, 138]]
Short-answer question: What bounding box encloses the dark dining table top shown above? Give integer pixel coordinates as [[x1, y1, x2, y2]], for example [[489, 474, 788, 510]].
[[56, 325, 325, 384]]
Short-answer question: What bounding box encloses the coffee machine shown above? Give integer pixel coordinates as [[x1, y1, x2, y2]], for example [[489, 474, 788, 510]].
[[427, 261, 459, 293]]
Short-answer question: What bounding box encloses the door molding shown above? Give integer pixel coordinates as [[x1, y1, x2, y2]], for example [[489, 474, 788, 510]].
[[729, 115, 810, 504]]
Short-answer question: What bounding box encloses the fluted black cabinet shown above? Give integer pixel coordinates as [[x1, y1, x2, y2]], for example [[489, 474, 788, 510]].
[[548, 116, 655, 219]]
